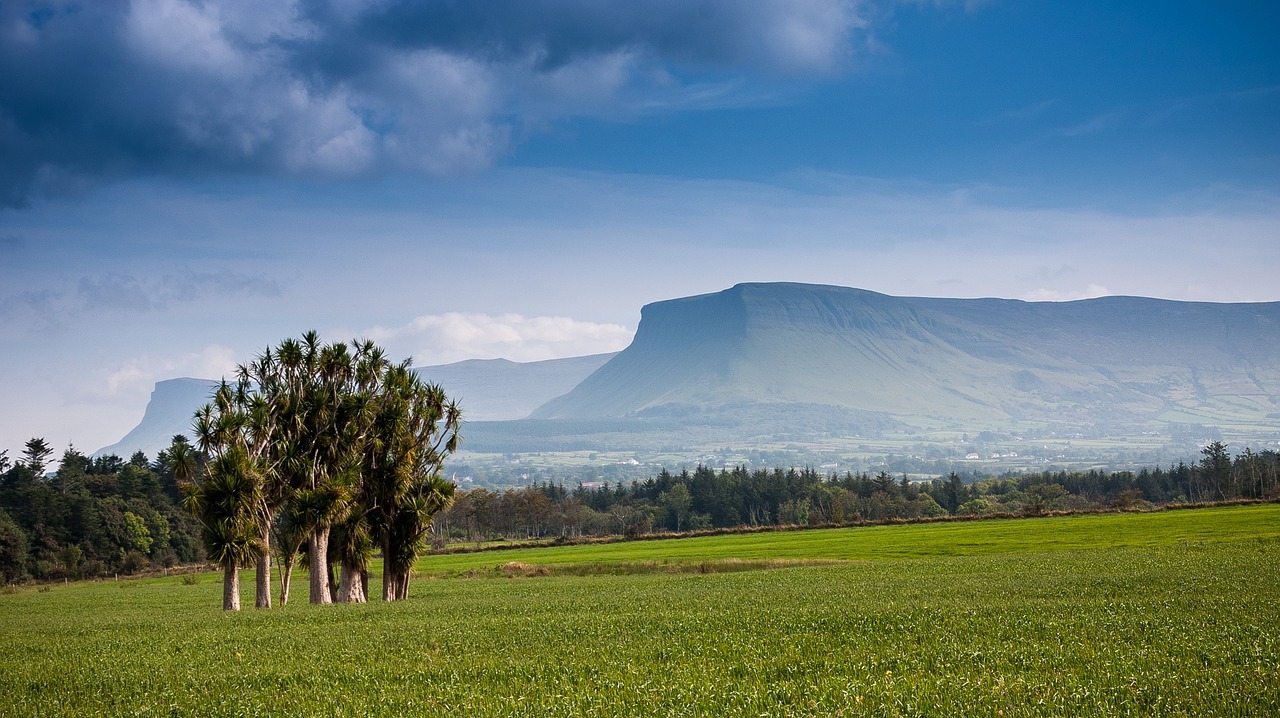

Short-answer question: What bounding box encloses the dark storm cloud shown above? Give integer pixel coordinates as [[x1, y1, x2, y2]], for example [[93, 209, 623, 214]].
[[0, 0, 865, 208], [300, 0, 856, 73]]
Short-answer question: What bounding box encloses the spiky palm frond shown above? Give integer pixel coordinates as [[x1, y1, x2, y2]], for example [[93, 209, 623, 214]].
[[203, 516, 264, 569], [167, 438, 198, 489], [332, 512, 375, 572], [184, 445, 264, 570]]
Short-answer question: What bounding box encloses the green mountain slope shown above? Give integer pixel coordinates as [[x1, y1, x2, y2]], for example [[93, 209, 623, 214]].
[[531, 283, 1280, 431]]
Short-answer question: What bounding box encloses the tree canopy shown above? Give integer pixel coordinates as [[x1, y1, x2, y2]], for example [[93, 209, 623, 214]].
[[184, 332, 461, 610]]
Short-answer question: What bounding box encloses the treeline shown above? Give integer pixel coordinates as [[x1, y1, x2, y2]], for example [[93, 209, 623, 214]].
[[2, 436, 1277, 584], [434, 441, 1280, 543], [0, 438, 205, 584]]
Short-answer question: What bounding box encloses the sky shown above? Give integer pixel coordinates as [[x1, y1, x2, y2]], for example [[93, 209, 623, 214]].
[[1, 0, 1277, 457]]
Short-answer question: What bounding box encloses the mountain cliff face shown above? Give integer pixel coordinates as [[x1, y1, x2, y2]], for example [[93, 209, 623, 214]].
[[96, 378, 220, 458], [531, 283, 1280, 431]]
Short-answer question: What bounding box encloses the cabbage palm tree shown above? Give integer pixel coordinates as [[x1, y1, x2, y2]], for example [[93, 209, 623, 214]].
[[166, 436, 198, 489], [238, 332, 372, 605], [272, 499, 309, 606], [382, 472, 456, 600], [235, 340, 306, 609], [189, 332, 460, 608], [364, 366, 461, 601], [194, 377, 281, 609], [182, 443, 262, 611]]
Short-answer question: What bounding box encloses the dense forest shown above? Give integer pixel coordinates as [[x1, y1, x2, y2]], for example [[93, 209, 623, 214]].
[[0, 437, 204, 584], [2, 436, 1277, 585], [432, 441, 1280, 543]]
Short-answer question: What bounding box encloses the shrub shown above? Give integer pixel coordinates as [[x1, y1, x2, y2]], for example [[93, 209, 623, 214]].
[[120, 551, 149, 575], [79, 559, 106, 579]]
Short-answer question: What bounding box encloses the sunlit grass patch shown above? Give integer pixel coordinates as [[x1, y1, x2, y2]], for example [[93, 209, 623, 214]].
[[0, 505, 1276, 716]]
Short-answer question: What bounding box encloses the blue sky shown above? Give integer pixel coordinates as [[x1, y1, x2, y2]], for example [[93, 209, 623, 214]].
[[1, 0, 1277, 456]]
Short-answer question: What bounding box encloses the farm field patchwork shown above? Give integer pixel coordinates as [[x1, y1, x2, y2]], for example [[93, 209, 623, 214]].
[[0, 505, 1277, 716]]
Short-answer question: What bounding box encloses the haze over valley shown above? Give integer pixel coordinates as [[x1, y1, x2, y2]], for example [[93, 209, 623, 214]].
[[100, 283, 1280, 486]]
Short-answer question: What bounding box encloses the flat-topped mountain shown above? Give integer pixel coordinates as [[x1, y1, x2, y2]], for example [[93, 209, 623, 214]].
[[96, 378, 221, 459], [531, 283, 1280, 431], [100, 283, 1280, 460]]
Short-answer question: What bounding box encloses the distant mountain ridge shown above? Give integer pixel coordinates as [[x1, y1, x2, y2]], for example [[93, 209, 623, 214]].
[[413, 353, 617, 421], [100, 283, 1280, 459], [531, 283, 1280, 431], [95, 353, 616, 458]]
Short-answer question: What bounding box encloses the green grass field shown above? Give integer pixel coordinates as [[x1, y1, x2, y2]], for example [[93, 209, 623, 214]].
[[418, 504, 1280, 573], [1, 505, 1277, 716]]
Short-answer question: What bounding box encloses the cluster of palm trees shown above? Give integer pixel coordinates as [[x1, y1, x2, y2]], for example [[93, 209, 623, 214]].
[[180, 332, 460, 611]]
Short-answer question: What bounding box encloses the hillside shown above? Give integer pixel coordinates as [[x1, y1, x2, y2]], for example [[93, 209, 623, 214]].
[[531, 283, 1280, 432]]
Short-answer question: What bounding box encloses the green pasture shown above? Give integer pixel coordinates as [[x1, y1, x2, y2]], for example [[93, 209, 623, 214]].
[[1, 504, 1277, 716], [418, 503, 1280, 573]]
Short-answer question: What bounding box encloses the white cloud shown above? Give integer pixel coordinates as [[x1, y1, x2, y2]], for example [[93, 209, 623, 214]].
[[762, 0, 865, 73], [126, 0, 243, 76], [363, 313, 634, 366], [102, 345, 239, 399], [1021, 284, 1112, 302]]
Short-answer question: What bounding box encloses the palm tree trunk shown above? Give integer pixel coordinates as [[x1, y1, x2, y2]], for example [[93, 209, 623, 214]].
[[254, 552, 271, 608], [382, 567, 404, 601], [223, 563, 240, 611], [308, 525, 332, 604], [279, 556, 293, 607], [381, 535, 396, 602], [337, 557, 367, 603], [255, 521, 272, 609], [392, 567, 411, 601]]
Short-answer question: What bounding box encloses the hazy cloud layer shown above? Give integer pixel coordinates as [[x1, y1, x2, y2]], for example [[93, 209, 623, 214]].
[[363, 312, 633, 366], [101, 345, 238, 400], [0, 0, 867, 206], [0, 268, 281, 328]]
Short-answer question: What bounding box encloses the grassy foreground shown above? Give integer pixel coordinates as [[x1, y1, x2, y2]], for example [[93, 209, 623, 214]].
[[1, 505, 1277, 717]]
